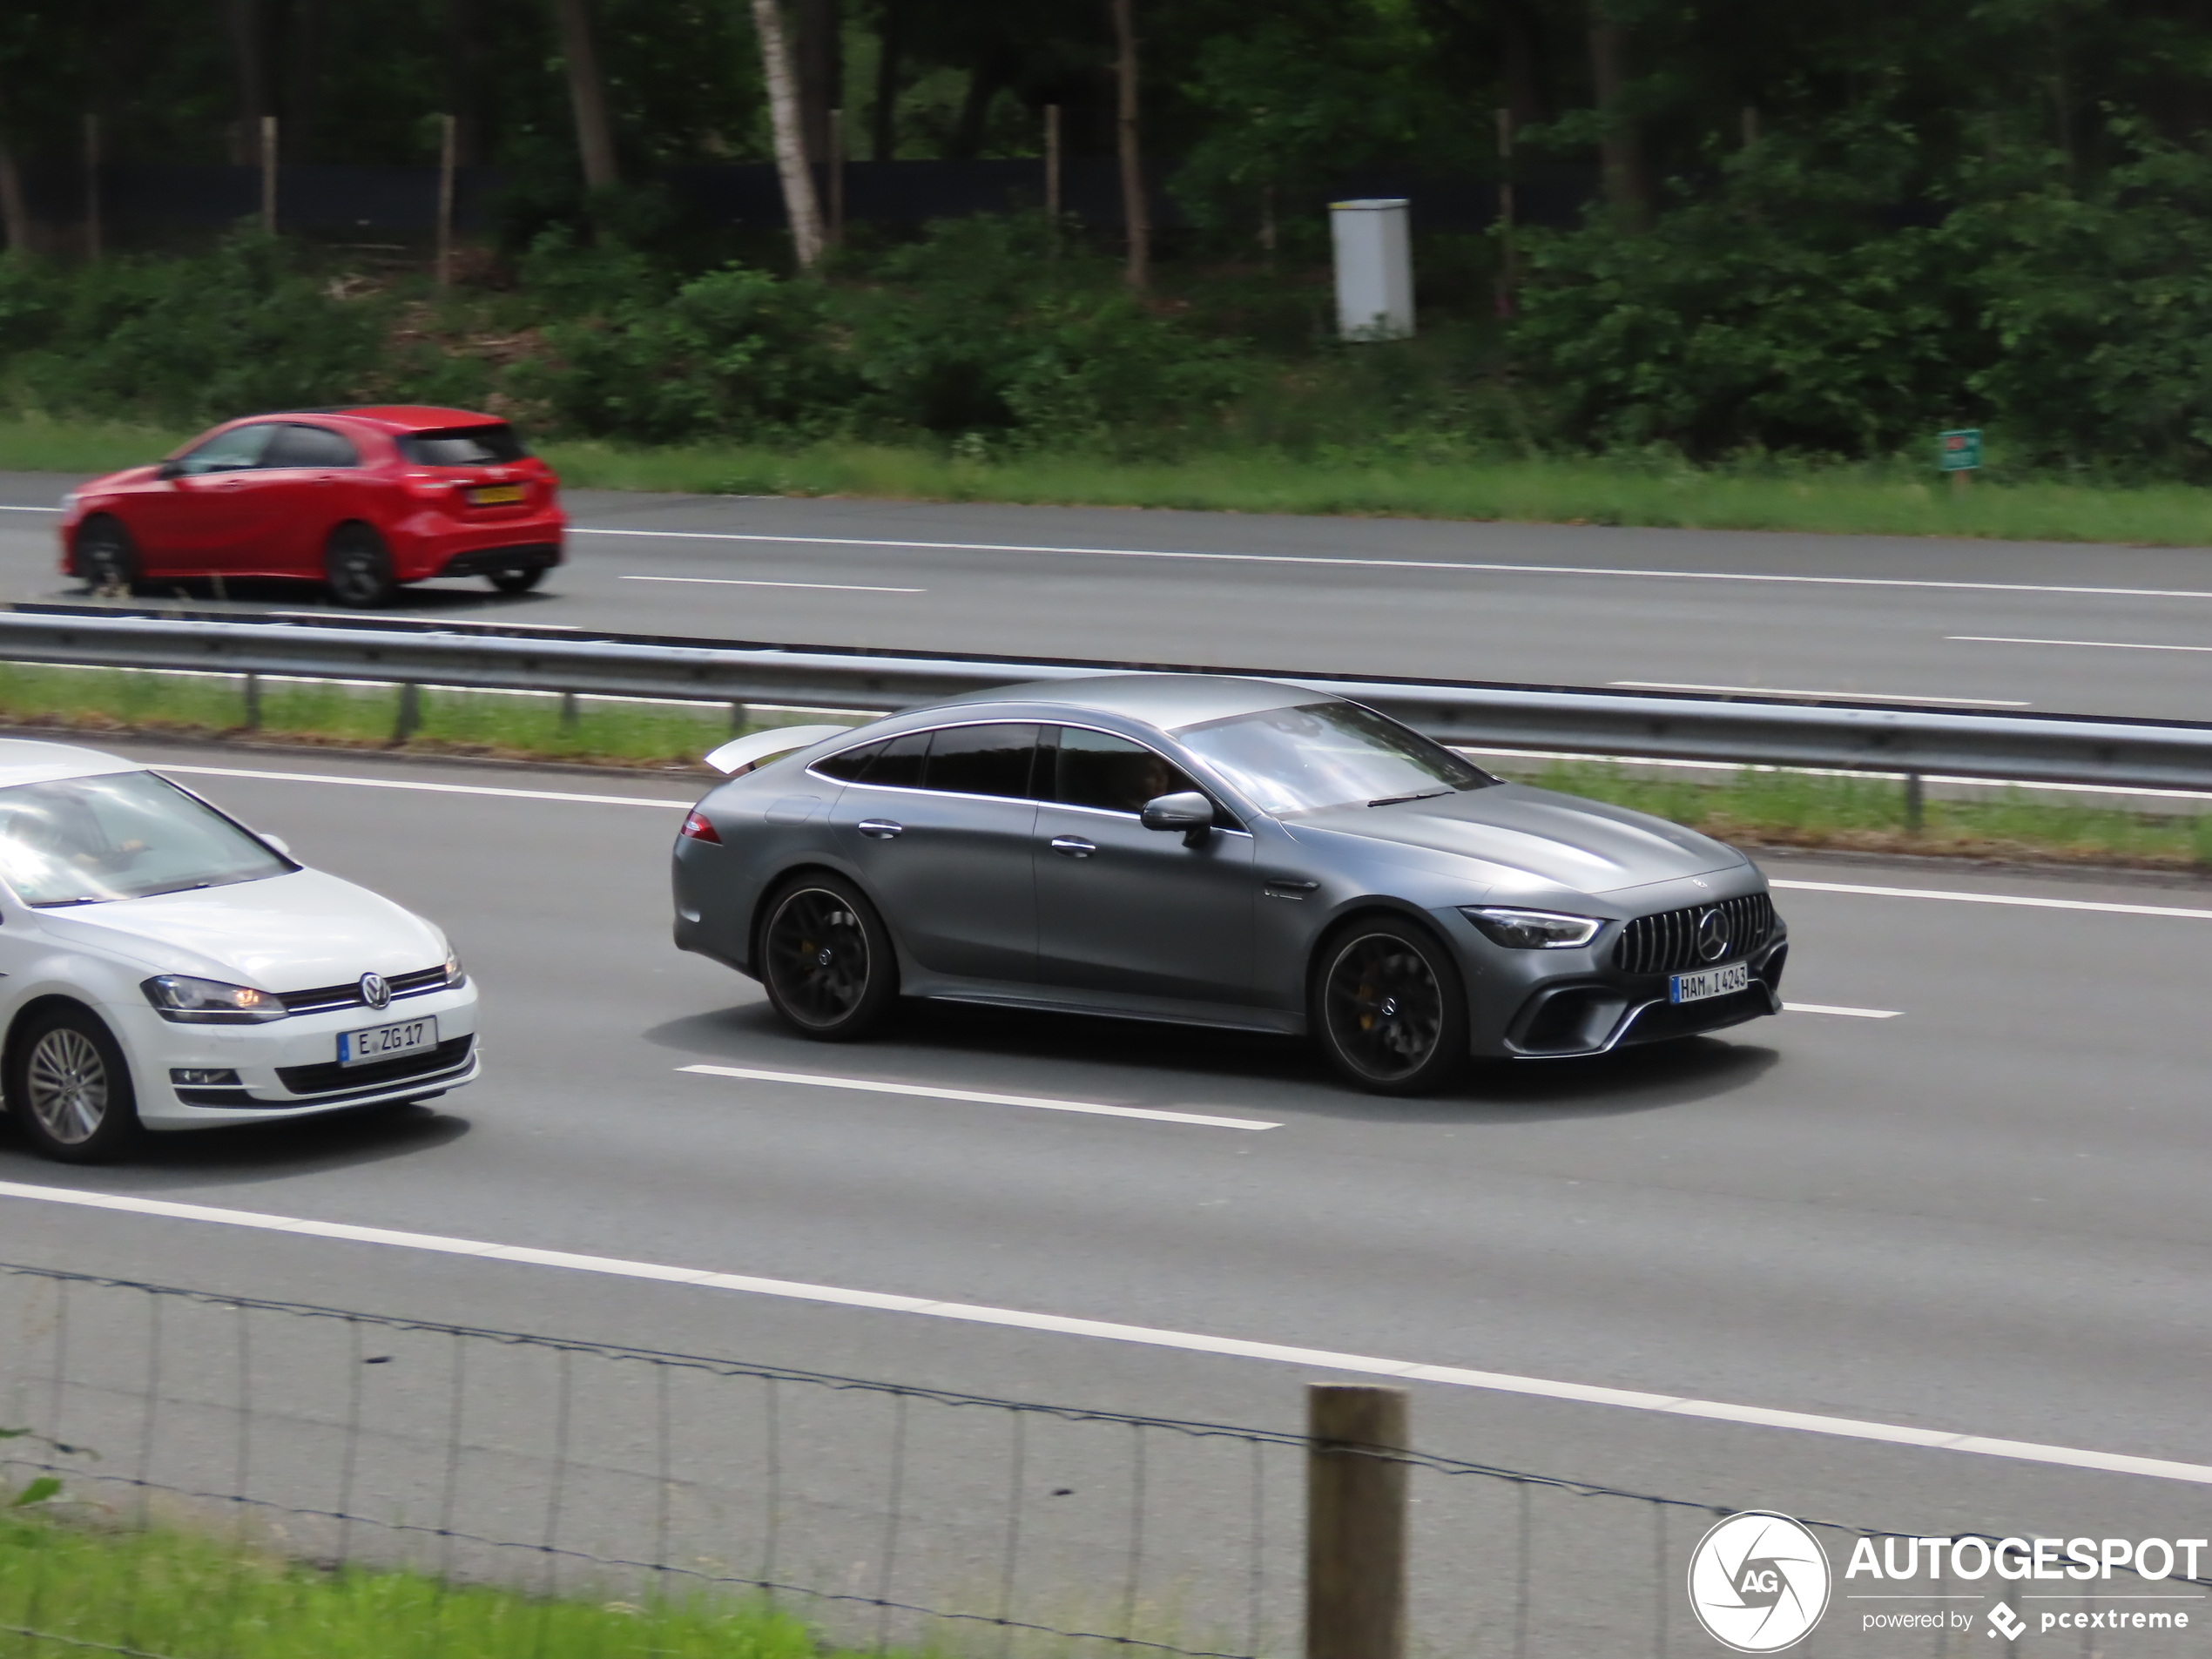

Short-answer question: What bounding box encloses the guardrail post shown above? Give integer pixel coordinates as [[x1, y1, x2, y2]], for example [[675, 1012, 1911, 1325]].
[[730, 701, 749, 735], [393, 683, 422, 743], [241, 672, 260, 732], [1306, 1384, 1408, 1659], [558, 691, 579, 734], [1903, 771, 1925, 832]]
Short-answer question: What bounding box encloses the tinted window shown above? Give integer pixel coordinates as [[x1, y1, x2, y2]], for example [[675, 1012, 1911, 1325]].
[[397, 425, 528, 466], [0, 771, 290, 907], [857, 731, 930, 789], [1054, 727, 1199, 814], [263, 423, 360, 469], [924, 725, 1040, 799], [811, 739, 883, 782], [174, 424, 277, 475], [1176, 701, 1495, 816]]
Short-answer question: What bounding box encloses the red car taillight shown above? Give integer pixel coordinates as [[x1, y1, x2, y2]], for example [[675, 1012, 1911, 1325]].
[[679, 811, 721, 844]]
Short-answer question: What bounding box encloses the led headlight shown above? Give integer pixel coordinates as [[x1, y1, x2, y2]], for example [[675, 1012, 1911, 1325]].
[[443, 946, 467, 989], [1459, 907, 1603, 949], [141, 974, 288, 1023]]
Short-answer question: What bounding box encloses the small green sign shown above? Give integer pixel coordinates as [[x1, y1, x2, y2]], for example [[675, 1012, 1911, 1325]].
[[1939, 428, 1982, 471]]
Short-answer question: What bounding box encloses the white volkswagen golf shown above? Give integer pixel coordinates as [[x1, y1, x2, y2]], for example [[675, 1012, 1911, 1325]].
[[0, 740, 477, 1162]]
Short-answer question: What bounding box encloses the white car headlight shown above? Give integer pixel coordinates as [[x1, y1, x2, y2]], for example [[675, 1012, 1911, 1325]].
[[1460, 907, 1603, 949], [443, 946, 466, 989], [141, 974, 289, 1023]]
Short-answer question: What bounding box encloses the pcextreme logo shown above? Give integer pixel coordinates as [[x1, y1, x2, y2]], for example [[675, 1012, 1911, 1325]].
[[1688, 1511, 1833, 1653]]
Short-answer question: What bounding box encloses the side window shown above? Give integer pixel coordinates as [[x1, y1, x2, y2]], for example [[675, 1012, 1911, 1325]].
[[923, 725, 1041, 799], [1053, 727, 1201, 814], [857, 731, 930, 789], [174, 424, 278, 475], [263, 423, 361, 469], [810, 739, 883, 783]]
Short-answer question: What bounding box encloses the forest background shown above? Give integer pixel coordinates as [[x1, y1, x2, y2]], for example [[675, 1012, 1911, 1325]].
[[5, 0, 2212, 503]]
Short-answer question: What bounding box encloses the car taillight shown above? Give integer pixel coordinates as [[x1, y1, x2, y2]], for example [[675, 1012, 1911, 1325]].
[[680, 811, 721, 844]]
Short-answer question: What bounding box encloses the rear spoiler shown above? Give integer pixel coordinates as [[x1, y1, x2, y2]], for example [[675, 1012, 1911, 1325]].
[[702, 724, 860, 777]]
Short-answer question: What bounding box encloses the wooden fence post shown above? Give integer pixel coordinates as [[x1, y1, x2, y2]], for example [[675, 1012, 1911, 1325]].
[[1306, 1384, 1409, 1659]]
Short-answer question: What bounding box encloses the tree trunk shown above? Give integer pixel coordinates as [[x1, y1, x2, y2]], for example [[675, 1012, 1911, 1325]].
[[224, 0, 273, 165], [795, 0, 840, 165], [871, 0, 901, 159], [441, 0, 483, 164], [1586, 10, 1648, 228], [552, 0, 619, 191], [287, 0, 331, 161], [751, 0, 826, 270], [1498, 0, 1546, 130], [0, 138, 29, 257], [949, 51, 1008, 160], [1109, 0, 1147, 291]]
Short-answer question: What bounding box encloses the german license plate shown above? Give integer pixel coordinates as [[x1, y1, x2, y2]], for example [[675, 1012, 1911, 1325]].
[[339, 1015, 437, 1067], [1669, 961, 1749, 1004], [468, 483, 525, 505]]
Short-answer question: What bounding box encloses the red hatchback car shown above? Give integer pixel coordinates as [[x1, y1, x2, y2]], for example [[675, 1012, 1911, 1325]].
[[59, 406, 566, 607]]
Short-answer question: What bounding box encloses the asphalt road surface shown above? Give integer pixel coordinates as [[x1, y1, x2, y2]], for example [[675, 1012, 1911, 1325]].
[[3, 739, 2210, 1653], [8, 472, 2212, 722]]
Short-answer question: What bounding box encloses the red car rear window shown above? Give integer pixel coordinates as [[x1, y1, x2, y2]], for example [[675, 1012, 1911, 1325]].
[[396, 425, 529, 466]]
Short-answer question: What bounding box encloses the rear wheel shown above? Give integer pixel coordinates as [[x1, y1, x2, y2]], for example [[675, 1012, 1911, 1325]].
[[324, 523, 397, 607], [75, 516, 138, 596], [1312, 917, 1469, 1096], [8, 1005, 140, 1163], [488, 567, 545, 594], [759, 874, 897, 1040]]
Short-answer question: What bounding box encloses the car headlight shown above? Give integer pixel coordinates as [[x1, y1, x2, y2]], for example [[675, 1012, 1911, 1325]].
[[141, 974, 288, 1023], [443, 946, 467, 989], [59, 490, 80, 512], [1459, 907, 1603, 949]]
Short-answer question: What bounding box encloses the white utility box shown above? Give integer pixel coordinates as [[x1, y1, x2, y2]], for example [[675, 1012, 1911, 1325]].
[[1329, 198, 1414, 340]]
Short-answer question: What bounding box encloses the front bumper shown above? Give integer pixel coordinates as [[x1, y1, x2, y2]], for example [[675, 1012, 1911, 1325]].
[[114, 982, 481, 1130]]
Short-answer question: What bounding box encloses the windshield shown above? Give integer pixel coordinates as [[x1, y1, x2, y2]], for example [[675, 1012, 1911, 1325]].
[[0, 772, 291, 907], [1175, 701, 1496, 816]]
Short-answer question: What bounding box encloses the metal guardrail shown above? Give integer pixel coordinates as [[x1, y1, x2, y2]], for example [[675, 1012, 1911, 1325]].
[[4, 607, 2212, 793]]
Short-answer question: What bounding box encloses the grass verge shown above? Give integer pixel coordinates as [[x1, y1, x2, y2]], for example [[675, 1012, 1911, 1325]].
[[0, 663, 2205, 872], [0, 1512, 828, 1659], [4, 415, 2210, 547]]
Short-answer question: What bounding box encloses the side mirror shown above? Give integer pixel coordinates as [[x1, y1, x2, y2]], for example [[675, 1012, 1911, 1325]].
[[155, 458, 184, 481], [1140, 791, 1215, 834]]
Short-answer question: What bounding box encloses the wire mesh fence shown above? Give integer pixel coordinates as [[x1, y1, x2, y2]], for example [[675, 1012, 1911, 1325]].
[[1, 1261, 2204, 1659]]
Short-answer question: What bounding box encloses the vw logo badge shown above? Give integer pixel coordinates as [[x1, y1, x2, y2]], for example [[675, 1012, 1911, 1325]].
[[1695, 907, 1731, 963], [360, 972, 391, 1011]]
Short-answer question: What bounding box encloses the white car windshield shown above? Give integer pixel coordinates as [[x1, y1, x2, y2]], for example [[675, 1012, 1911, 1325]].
[[0, 772, 290, 907], [1175, 702, 1496, 816]]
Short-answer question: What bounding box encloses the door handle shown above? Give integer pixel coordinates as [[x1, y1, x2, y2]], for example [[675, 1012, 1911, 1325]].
[[856, 819, 904, 840], [1049, 836, 1096, 859]]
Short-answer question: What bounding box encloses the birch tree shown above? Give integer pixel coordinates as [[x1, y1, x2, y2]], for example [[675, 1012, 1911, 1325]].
[[750, 0, 826, 271]]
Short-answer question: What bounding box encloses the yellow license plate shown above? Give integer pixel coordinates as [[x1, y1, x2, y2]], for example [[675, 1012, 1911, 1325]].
[[468, 483, 525, 505]]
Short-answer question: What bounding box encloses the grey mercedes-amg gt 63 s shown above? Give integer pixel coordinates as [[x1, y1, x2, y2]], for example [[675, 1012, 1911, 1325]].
[[671, 674, 1787, 1095]]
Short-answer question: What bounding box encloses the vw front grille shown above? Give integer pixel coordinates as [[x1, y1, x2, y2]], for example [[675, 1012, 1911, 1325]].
[[277, 966, 449, 1016], [1613, 893, 1775, 977]]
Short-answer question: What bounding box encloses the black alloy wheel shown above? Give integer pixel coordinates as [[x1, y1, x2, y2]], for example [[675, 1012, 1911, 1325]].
[[324, 523, 398, 607], [8, 1004, 140, 1163], [488, 567, 546, 594], [1313, 919, 1469, 1095], [75, 516, 138, 596], [759, 875, 897, 1040]]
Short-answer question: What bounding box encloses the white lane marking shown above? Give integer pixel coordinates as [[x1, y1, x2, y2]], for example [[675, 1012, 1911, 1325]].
[[1773, 879, 2212, 921], [3, 1178, 2208, 1487], [155, 763, 688, 809], [623, 575, 927, 594], [681, 1063, 1278, 1130], [1611, 681, 2030, 708], [0, 505, 61, 513], [1784, 1002, 1903, 1019], [569, 525, 2212, 603], [1949, 634, 2212, 653]]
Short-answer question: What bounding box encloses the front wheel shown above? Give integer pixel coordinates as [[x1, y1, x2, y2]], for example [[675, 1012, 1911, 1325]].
[[8, 1005, 141, 1163], [1312, 918, 1470, 1096], [325, 523, 398, 608], [489, 567, 545, 594], [759, 874, 898, 1040]]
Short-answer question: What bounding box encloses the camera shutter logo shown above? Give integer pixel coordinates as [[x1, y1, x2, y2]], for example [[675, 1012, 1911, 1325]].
[[1686, 1511, 1831, 1652]]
